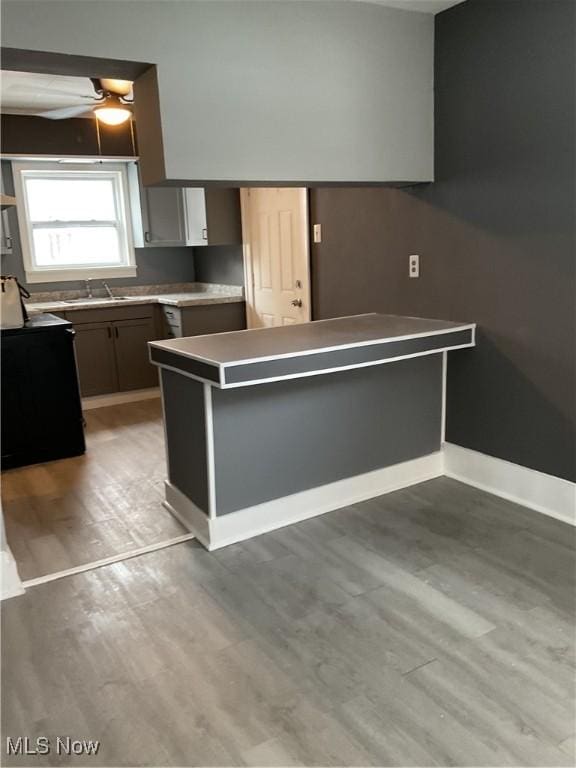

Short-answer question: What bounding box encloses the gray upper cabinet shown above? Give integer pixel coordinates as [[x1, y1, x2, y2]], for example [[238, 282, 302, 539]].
[[140, 186, 189, 247], [127, 163, 241, 248], [1, 163, 15, 255], [1, 209, 14, 255]]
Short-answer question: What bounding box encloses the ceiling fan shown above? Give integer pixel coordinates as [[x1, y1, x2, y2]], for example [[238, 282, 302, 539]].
[[37, 78, 134, 125]]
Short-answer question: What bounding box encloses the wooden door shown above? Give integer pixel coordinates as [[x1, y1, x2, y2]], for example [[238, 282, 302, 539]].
[[241, 188, 310, 328], [73, 322, 118, 396], [113, 317, 158, 391]]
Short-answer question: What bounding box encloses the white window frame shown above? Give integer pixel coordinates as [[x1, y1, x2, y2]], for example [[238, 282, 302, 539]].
[[12, 161, 137, 283]]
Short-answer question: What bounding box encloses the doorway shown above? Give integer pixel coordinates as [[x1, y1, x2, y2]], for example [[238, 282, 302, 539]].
[[241, 187, 311, 328]]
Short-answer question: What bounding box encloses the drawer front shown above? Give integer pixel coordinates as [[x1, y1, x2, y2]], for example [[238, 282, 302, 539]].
[[181, 303, 246, 337], [65, 304, 155, 324], [161, 306, 182, 324], [161, 305, 183, 337]]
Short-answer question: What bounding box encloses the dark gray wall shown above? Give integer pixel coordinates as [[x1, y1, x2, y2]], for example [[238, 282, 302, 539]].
[[162, 369, 209, 514], [193, 246, 244, 287], [1, 114, 135, 157], [1, 160, 196, 292], [212, 355, 442, 515], [310, 0, 575, 482]]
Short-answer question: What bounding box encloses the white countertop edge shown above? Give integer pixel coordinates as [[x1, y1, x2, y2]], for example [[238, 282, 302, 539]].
[[151, 341, 476, 390]]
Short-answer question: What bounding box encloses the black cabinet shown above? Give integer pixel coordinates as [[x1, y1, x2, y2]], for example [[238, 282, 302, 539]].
[[1, 314, 85, 469]]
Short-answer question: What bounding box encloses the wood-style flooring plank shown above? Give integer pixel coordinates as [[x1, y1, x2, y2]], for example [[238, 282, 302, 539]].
[[2, 399, 185, 580], [2, 459, 574, 766]]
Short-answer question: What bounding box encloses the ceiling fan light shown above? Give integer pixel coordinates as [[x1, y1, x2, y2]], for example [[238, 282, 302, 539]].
[[99, 78, 133, 97], [94, 105, 132, 125]]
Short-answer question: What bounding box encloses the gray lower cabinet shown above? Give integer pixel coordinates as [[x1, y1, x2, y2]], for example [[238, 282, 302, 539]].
[[161, 302, 246, 339], [67, 306, 158, 397], [74, 321, 118, 396], [66, 301, 245, 396], [114, 318, 158, 391]]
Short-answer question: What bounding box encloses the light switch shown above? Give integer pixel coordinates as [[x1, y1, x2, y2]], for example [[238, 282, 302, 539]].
[[409, 254, 419, 278], [313, 224, 322, 243]]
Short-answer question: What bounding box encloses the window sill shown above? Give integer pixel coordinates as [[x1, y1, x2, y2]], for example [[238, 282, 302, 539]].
[[25, 266, 138, 284]]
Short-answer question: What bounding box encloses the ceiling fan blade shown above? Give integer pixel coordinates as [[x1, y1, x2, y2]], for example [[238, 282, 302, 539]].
[[12, 84, 96, 99], [36, 105, 93, 120]]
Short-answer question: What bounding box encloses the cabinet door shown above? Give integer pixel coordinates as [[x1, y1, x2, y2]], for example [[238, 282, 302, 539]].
[[1, 209, 13, 255], [184, 188, 242, 246], [113, 317, 158, 391], [74, 322, 118, 396], [183, 188, 208, 246], [141, 186, 188, 247]]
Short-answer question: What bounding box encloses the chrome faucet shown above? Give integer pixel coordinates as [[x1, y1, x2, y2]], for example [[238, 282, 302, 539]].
[[102, 281, 114, 299], [84, 279, 93, 299]]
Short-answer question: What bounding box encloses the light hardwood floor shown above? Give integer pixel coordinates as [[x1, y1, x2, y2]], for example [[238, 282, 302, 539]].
[[2, 441, 575, 766], [1, 399, 185, 581]]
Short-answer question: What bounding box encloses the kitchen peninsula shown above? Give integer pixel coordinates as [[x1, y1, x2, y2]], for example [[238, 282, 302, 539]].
[[149, 313, 475, 549]]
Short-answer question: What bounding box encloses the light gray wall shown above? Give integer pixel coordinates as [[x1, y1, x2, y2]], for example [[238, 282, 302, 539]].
[[1, 0, 434, 184]]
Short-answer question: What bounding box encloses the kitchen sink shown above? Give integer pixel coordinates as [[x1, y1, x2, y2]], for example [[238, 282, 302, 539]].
[[63, 296, 131, 304]]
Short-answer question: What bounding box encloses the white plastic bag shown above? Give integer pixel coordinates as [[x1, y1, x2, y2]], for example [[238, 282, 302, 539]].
[[0, 276, 29, 329]]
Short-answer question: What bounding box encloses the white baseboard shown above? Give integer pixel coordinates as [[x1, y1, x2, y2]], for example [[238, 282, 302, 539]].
[[165, 452, 444, 550], [1, 548, 25, 601], [164, 483, 211, 549], [82, 387, 160, 410], [444, 442, 575, 526]]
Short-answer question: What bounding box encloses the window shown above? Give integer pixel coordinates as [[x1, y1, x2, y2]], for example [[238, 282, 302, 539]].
[[13, 162, 136, 283]]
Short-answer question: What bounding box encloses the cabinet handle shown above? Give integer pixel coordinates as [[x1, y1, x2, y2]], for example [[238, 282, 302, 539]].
[[5, 237, 12, 249], [202, 228, 208, 241], [114, 326, 119, 338], [144, 231, 151, 243], [107, 326, 112, 339]]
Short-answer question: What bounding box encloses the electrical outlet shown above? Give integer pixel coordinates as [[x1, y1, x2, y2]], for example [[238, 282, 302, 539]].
[[409, 254, 419, 278], [313, 224, 322, 243]]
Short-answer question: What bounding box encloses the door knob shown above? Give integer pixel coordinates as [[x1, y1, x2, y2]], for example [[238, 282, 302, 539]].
[[291, 298, 303, 308]]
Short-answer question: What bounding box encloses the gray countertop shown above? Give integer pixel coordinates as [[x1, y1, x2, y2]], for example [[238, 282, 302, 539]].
[[25, 283, 244, 314], [149, 313, 476, 388], [151, 313, 474, 364]]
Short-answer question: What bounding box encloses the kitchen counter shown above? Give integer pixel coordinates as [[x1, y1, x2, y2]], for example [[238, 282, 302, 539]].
[[150, 313, 475, 387], [150, 313, 476, 550], [25, 282, 244, 314]]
